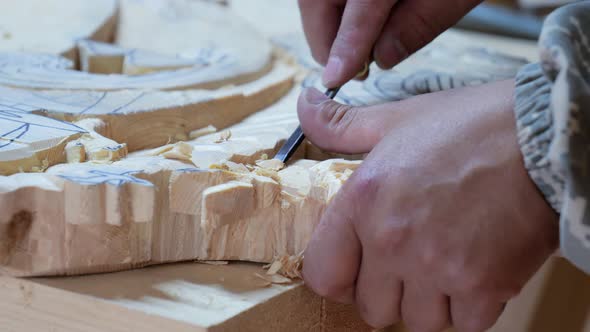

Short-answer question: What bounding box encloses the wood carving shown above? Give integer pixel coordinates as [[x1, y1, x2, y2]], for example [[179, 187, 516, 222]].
[[0, 0, 537, 277], [303, 40, 529, 106]]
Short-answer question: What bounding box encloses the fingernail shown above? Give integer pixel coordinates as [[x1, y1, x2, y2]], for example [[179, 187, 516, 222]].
[[322, 56, 343, 87], [304, 88, 328, 105]]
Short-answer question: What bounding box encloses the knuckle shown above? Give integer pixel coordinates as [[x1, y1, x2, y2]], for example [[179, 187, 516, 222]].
[[322, 102, 357, 134], [347, 170, 379, 200], [419, 241, 441, 272], [371, 218, 409, 254], [461, 270, 487, 294], [445, 261, 486, 296]]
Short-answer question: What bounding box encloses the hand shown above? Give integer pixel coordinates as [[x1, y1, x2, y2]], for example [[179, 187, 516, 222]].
[[298, 0, 483, 87], [298, 81, 559, 331]]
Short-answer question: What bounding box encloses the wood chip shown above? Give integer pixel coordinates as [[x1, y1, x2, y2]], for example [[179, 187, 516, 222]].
[[266, 260, 283, 275], [215, 130, 232, 143], [189, 125, 217, 139], [224, 161, 250, 173], [255, 159, 285, 171], [263, 252, 304, 279], [153, 142, 194, 164], [254, 273, 293, 285], [148, 145, 174, 156]]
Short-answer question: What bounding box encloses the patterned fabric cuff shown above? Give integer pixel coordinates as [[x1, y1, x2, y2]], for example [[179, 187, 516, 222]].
[[514, 63, 565, 212], [514, 2, 590, 274]]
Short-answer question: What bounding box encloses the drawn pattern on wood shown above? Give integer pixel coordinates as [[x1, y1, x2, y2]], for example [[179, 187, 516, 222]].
[[0, 0, 273, 91], [303, 46, 529, 106], [0, 0, 118, 60]]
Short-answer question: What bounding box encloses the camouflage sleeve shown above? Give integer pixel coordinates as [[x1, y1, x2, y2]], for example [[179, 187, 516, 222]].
[[514, 2, 590, 273]]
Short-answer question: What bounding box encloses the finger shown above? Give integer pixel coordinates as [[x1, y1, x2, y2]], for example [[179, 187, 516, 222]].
[[297, 88, 401, 154], [451, 297, 505, 332], [373, 0, 480, 69], [402, 281, 451, 332], [302, 179, 362, 304], [298, 0, 342, 65], [323, 0, 396, 87], [355, 250, 403, 328]]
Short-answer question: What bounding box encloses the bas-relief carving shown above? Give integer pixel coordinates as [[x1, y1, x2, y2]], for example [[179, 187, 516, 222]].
[[0, 0, 534, 276]]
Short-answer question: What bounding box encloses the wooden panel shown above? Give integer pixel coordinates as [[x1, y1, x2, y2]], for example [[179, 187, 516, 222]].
[[0, 262, 373, 331]]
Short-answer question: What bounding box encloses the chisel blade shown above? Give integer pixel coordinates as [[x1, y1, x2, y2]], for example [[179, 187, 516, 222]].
[[274, 87, 340, 164]]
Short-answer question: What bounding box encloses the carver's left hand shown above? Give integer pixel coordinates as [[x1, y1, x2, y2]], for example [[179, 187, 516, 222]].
[[298, 80, 559, 331]]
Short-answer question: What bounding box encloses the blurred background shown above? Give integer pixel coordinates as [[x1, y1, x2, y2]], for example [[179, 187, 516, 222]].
[[457, 0, 580, 39]]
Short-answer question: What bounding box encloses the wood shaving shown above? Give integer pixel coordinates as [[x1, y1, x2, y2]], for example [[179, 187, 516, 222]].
[[254, 273, 293, 285], [189, 125, 217, 139], [266, 260, 283, 275], [214, 130, 231, 143], [197, 260, 229, 266], [263, 252, 304, 279], [153, 142, 193, 164], [255, 159, 284, 171], [224, 161, 250, 173], [148, 145, 174, 156], [334, 168, 354, 182], [210, 160, 249, 174]]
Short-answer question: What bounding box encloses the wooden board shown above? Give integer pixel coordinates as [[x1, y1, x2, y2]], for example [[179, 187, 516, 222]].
[[0, 262, 372, 331], [3, 257, 589, 331]]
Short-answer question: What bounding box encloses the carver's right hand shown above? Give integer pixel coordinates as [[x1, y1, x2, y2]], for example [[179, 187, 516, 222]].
[[298, 0, 483, 88]]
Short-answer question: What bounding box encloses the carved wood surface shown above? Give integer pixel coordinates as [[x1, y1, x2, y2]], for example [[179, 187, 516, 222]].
[[0, 0, 538, 277], [3, 2, 580, 332]]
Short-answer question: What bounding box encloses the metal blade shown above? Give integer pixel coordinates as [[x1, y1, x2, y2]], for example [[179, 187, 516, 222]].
[[274, 87, 341, 163]]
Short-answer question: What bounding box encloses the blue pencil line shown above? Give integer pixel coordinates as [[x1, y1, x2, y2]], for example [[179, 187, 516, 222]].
[[0, 117, 86, 133], [79, 91, 107, 115], [109, 92, 146, 114], [0, 123, 28, 140]]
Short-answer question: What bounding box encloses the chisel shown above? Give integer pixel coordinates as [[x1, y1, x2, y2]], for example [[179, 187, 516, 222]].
[[274, 87, 341, 164]]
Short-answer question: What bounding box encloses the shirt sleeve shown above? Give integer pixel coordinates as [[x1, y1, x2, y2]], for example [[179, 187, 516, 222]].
[[514, 2, 590, 273]]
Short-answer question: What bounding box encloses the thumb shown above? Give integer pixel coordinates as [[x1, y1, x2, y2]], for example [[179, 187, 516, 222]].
[[297, 88, 399, 154]]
